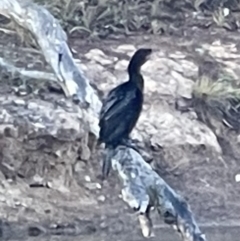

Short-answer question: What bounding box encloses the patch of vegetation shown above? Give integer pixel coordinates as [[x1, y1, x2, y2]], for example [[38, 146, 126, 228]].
[[34, 0, 169, 38], [196, 0, 240, 12], [192, 60, 240, 132], [32, 0, 240, 39]]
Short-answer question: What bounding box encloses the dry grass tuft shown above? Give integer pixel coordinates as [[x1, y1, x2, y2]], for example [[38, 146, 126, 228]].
[[192, 60, 240, 132]]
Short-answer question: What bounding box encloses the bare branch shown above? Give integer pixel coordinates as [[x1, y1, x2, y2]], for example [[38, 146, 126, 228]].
[[0, 57, 57, 82]]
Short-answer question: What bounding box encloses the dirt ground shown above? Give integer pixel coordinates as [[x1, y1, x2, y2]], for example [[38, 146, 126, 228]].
[[1, 10, 240, 241]]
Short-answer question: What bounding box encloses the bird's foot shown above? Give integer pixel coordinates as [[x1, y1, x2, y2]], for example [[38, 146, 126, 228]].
[[121, 138, 140, 153], [128, 138, 139, 145]]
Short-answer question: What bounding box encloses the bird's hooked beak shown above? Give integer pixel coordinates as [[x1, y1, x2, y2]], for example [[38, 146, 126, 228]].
[[145, 50, 153, 62], [142, 51, 152, 67]]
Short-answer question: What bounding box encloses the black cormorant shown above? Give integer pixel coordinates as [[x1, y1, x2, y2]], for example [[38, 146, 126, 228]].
[[98, 48, 152, 179]]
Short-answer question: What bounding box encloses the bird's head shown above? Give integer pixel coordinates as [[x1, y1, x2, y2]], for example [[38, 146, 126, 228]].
[[134, 48, 152, 66], [128, 48, 152, 74]]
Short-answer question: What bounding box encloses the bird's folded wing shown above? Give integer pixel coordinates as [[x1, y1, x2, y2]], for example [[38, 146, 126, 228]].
[[100, 88, 136, 122]]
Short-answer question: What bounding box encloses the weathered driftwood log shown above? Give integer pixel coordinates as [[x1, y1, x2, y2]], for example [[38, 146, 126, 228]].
[[112, 146, 206, 241], [0, 0, 102, 137], [0, 0, 207, 241]]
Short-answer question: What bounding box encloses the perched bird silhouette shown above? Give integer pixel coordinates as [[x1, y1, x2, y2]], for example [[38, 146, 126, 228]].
[[98, 48, 152, 179]]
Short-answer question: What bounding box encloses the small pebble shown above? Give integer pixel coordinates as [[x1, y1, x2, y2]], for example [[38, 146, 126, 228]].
[[47, 181, 53, 189], [54, 150, 62, 158], [235, 174, 240, 182], [14, 200, 21, 206], [116, 44, 136, 53], [100, 221, 107, 229], [84, 183, 98, 190], [85, 176, 91, 182], [28, 102, 39, 110], [13, 99, 25, 106], [98, 195, 106, 202], [74, 161, 85, 172], [49, 223, 58, 229], [33, 174, 44, 183], [86, 48, 105, 57], [33, 123, 45, 129], [169, 52, 186, 59]]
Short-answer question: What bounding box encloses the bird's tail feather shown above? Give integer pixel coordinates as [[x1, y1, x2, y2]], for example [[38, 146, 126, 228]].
[[97, 138, 102, 147]]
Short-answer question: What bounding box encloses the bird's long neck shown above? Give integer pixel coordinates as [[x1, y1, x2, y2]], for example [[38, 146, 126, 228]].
[[127, 59, 144, 91]]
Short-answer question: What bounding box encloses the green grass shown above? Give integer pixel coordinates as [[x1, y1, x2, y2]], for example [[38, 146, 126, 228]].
[[31, 0, 240, 39], [33, 0, 166, 38]]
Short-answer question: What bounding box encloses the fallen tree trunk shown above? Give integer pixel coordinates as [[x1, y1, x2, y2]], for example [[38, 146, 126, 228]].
[[0, 0, 207, 241], [0, 0, 102, 137], [112, 146, 206, 240]]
